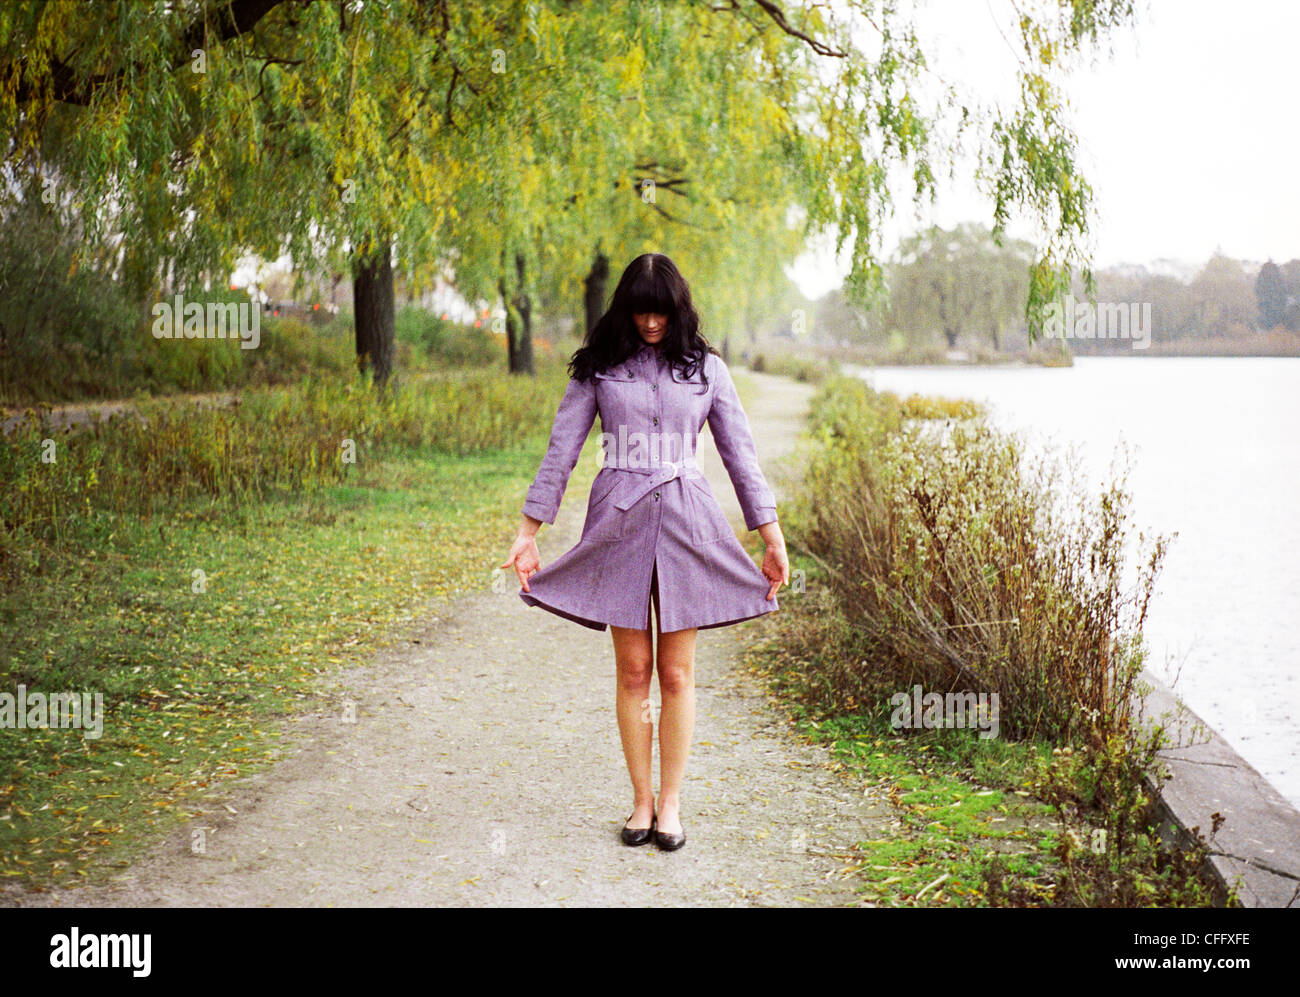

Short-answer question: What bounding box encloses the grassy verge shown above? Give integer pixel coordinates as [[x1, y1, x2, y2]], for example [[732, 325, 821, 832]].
[[745, 351, 840, 384], [0, 360, 593, 887], [740, 373, 1231, 907]]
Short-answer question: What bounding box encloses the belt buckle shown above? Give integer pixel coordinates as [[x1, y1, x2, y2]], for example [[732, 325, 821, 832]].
[[665, 459, 681, 480]]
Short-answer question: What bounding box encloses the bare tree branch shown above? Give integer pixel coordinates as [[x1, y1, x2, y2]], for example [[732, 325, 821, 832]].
[[749, 0, 847, 58]]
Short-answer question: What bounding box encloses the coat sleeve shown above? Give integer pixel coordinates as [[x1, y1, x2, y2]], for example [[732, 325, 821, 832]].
[[522, 374, 598, 525], [706, 356, 778, 531]]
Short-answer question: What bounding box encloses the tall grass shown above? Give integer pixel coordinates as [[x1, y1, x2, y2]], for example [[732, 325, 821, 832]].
[[774, 375, 1215, 904], [789, 375, 1170, 743], [0, 364, 571, 589]]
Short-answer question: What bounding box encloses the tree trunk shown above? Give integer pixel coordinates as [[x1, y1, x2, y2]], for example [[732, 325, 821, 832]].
[[353, 240, 395, 388], [500, 251, 535, 375], [583, 247, 609, 338]]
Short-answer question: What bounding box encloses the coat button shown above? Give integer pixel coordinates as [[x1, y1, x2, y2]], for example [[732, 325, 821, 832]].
[[652, 417, 658, 425], [654, 491, 660, 500], [651, 384, 657, 391]]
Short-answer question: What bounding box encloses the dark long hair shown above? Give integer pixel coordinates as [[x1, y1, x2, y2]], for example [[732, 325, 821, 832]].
[[570, 253, 715, 387]]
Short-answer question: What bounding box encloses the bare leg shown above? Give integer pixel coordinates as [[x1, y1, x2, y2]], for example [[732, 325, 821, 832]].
[[655, 616, 698, 836], [611, 594, 655, 829]]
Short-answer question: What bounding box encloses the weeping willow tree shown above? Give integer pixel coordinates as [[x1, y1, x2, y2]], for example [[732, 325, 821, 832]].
[[0, 0, 1138, 383]]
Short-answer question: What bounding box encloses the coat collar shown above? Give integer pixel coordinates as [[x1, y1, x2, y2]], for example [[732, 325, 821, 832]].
[[626, 344, 707, 383]]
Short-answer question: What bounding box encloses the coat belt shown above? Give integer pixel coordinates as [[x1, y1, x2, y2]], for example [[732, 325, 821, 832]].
[[604, 456, 703, 511]]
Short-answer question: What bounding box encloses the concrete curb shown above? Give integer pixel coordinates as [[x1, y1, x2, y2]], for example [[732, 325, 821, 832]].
[[1139, 669, 1300, 907]]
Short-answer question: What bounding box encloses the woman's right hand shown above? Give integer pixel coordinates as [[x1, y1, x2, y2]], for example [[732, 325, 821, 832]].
[[501, 522, 542, 591]]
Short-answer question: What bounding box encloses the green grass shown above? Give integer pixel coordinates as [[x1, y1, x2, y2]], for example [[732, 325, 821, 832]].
[[746, 633, 1065, 907], [0, 446, 580, 885], [0, 360, 601, 887], [747, 615, 1228, 907]]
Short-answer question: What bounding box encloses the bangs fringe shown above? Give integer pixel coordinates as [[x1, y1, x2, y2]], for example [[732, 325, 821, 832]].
[[625, 266, 675, 315]]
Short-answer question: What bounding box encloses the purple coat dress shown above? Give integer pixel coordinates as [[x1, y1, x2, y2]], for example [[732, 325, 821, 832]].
[[518, 342, 779, 632]]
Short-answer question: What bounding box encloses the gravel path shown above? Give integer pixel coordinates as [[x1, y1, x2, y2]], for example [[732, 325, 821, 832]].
[[3, 370, 894, 907]]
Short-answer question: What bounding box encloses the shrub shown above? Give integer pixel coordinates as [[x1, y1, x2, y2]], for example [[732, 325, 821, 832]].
[[394, 306, 500, 367], [746, 351, 837, 383], [0, 204, 140, 403], [788, 375, 1170, 747]]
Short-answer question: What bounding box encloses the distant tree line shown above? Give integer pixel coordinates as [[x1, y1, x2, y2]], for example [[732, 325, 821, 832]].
[[799, 225, 1300, 355]]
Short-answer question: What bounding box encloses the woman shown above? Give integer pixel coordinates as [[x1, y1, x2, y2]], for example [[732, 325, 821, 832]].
[[500, 253, 789, 852]]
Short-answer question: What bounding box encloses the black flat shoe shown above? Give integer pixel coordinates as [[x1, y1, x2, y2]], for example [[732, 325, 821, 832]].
[[621, 813, 656, 846], [654, 819, 686, 851]]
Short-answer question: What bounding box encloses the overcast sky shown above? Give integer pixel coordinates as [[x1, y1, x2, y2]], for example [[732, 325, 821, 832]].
[[788, 0, 1300, 298]]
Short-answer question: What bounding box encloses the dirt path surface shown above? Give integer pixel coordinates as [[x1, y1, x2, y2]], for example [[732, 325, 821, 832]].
[[3, 371, 894, 907]]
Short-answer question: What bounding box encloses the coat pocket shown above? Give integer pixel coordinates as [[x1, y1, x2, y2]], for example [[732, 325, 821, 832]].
[[580, 471, 625, 543], [685, 476, 733, 544]]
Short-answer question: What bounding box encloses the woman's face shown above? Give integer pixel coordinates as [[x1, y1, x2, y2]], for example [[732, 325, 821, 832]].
[[633, 312, 668, 346]]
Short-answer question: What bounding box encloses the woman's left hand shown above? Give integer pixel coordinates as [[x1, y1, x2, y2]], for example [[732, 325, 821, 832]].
[[757, 521, 789, 600]]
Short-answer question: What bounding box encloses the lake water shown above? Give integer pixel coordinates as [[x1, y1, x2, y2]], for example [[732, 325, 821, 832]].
[[849, 357, 1300, 810]]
